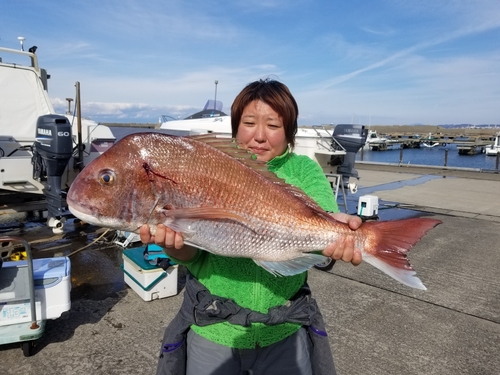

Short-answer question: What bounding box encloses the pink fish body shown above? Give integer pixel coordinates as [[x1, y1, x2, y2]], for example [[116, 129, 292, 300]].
[[67, 133, 440, 289]]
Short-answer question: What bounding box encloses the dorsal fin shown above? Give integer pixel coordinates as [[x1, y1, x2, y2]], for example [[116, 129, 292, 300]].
[[188, 133, 281, 180], [188, 134, 339, 222]]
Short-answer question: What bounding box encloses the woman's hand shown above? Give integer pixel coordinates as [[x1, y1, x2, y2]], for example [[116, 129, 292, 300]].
[[139, 224, 197, 261], [140, 224, 185, 249], [322, 213, 363, 266]]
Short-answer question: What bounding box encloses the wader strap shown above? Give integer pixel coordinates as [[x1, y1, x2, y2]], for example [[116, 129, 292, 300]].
[[156, 271, 335, 375], [184, 272, 317, 327]]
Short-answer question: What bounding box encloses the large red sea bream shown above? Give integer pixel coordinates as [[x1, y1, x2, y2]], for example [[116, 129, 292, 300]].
[[67, 133, 441, 290]]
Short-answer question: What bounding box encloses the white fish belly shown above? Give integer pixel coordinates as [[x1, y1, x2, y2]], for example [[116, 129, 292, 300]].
[[183, 219, 338, 261]]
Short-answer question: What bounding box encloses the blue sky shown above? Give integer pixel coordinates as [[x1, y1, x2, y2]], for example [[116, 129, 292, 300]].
[[1, 0, 500, 125]]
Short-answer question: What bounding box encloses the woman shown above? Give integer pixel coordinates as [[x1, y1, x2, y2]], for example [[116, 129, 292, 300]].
[[140, 79, 362, 375]]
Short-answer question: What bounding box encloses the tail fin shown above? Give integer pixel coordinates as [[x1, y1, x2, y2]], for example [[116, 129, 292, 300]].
[[361, 218, 441, 290]]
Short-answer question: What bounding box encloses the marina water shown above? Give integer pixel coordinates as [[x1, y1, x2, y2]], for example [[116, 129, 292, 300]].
[[358, 144, 499, 171]]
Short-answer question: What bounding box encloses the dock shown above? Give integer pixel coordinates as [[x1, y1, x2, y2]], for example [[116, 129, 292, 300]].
[[368, 135, 494, 153], [1, 165, 499, 375], [368, 138, 422, 150], [454, 139, 492, 155], [362, 125, 497, 152]]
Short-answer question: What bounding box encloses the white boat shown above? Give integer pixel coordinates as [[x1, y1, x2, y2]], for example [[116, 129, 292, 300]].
[[485, 134, 500, 156], [366, 129, 387, 143], [364, 129, 394, 150], [0, 40, 115, 230], [420, 132, 440, 148], [159, 103, 347, 173], [421, 142, 440, 148]]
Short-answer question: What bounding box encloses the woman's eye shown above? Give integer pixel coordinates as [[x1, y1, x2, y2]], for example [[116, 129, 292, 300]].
[[98, 170, 116, 185]]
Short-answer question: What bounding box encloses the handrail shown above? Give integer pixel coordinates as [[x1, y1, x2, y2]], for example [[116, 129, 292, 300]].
[[0, 46, 39, 71], [159, 115, 177, 123], [312, 125, 346, 153]]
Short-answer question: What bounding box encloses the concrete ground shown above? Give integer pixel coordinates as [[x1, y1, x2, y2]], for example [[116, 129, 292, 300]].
[[0, 165, 499, 375]]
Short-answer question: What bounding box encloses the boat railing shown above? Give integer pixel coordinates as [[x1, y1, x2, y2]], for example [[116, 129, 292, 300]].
[[159, 115, 177, 124], [311, 125, 346, 153], [0, 46, 39, 72]]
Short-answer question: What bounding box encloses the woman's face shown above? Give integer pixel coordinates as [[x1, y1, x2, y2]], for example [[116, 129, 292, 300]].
[[235, 100, 288, 162]]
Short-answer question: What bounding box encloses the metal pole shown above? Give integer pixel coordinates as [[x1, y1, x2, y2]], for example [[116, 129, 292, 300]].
[[75, 82, 84, 171], [214, 80, 218, 111], [444, 149, 448, 167], [66, 98, 73, 115]]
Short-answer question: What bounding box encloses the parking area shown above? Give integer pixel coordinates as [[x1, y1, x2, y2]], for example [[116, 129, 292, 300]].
[[1, 166, 499, 375]]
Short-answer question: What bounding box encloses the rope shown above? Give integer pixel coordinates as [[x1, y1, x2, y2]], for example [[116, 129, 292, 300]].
[[67, 228, 111, 257]]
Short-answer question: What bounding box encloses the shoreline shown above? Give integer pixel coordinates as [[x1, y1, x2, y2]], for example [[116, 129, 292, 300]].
[[355, 161, 500, 181]]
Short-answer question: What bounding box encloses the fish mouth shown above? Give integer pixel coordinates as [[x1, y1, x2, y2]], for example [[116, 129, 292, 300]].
[[67, 204, 101, 227], [66, 199, 102, 227], [67, 200, 132, 230]]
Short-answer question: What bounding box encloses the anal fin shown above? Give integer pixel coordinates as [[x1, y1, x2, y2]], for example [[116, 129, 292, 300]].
[[255, 253, 328, 276]]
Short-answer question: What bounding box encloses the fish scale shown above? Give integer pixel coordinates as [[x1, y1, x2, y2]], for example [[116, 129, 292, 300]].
[[67, 132, 441, 289]]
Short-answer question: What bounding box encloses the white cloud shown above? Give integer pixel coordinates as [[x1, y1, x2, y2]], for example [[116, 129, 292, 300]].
[[4, 0, 500, 125]]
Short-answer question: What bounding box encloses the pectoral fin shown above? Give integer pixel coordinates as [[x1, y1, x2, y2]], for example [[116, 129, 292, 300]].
[[160, 207, 252, 235]]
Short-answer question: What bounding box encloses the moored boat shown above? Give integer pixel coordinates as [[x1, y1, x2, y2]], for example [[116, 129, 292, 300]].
[[420, 133, 441, 148], [485, 133, 500, 156], [364, 130, 400, 150], [0, 39, 115, 231]]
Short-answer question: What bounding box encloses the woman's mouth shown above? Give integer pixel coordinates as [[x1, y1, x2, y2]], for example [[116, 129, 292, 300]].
[[249, 147, 268, 154]]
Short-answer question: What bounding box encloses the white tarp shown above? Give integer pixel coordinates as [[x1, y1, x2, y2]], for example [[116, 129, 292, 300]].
[[0, 64, 54, 141]]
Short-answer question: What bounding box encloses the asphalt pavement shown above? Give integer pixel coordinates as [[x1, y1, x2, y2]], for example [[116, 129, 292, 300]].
[[0, 165, 499, 375]]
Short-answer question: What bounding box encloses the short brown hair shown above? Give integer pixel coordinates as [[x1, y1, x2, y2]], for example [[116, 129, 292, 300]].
[[231, 79, 299, 148]]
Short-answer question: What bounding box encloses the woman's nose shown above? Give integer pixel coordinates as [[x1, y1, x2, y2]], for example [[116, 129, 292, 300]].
[[254, 124, 266, 142]]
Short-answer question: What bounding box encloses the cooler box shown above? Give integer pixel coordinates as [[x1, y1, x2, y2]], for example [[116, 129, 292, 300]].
[[121, 246, 178, 301], [0, 257, 71, 326]]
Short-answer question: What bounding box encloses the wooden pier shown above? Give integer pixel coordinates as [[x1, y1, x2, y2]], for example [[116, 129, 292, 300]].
[[369, 138, 424, 150], [367, 131, 495, 154], [454, 140, 492, 155], [368, 137, 491, 153]]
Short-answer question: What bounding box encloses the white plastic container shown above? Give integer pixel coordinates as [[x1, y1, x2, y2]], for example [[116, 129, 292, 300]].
[[358, 195, 379, 217], [122, 247, 178, 301], [0, 257, 71, 326]]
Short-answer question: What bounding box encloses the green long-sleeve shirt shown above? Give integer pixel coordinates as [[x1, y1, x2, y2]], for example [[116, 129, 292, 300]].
[[185, 149, 338, 348]]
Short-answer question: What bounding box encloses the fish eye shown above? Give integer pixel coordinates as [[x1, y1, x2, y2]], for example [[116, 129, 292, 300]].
[[98, 170, 116, 185]]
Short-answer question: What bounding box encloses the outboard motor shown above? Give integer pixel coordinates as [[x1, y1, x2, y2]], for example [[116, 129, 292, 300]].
[[32, 115, 73, 231], [332, 124, 368, 193]]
